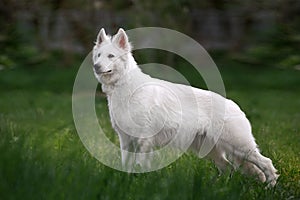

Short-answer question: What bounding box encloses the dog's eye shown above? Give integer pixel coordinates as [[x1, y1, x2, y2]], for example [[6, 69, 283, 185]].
[[108, 54, 115, 58], [97, 53, 101, 57]]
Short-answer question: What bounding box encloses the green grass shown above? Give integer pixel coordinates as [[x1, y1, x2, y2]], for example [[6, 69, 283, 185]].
[[0, 56, 299, 200]]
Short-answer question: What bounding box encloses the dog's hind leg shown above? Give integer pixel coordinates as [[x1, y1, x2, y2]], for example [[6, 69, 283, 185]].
[[222, 116, 278, 186], [244, 149, 279, 187], [208, 147, 233, 175], [230, 156, 266, 183]]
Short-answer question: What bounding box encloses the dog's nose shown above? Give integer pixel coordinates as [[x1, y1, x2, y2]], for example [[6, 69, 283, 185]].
[[93, 64, 102, 73], [94, 64, 100, 69]]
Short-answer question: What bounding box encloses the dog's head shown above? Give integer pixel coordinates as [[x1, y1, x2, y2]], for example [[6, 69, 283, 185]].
[[92, 28, 133, 85]]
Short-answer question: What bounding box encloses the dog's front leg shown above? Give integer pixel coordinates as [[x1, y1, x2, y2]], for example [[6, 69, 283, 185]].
[[118, 133, 138, 171], [119, 133, 154, 172], [135, 138, 153, 170]]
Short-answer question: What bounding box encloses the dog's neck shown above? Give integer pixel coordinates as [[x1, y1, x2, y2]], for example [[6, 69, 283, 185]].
[[101, 54, 142, 95]]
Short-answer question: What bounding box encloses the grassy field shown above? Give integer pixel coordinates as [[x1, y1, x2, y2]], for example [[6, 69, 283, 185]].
[[0, 54, 299, 200]]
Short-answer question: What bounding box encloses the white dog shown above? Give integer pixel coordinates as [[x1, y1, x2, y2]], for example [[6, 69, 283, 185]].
[[92, 28, 279, 186]]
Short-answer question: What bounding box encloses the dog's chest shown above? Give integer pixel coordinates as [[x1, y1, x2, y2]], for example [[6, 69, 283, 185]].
[[106, 94, 143, 133], [107, 96, 122, 130], [105, 85, 181, 136]]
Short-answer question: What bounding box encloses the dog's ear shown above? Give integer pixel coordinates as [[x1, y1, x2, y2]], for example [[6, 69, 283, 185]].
[[113, 28, 131, 52], [96, 28, 108, 45]]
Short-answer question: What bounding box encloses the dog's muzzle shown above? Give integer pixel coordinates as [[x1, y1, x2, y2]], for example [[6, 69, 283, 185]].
[[93, 64, 112, 75]]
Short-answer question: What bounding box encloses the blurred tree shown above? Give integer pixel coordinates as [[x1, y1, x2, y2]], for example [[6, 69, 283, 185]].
[[0, 0, 299, 68]]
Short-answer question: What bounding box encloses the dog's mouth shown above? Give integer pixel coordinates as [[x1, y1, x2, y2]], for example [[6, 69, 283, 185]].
[[94, 69, 113, 75], [99, 70, 113, 75]]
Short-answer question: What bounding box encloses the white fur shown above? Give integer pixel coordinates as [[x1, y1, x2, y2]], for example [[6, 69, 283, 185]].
[[92, 28, 279, 186]]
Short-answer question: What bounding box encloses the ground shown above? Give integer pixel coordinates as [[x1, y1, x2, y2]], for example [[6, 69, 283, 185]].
[[0, 54, 299, 200]]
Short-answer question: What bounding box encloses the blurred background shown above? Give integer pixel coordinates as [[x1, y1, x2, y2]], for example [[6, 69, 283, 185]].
[[1, 0, 300, 69]]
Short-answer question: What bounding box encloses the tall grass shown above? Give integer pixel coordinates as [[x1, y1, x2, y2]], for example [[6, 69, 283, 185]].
[[0, 57, 299, 199]]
